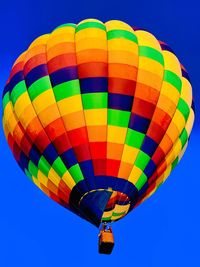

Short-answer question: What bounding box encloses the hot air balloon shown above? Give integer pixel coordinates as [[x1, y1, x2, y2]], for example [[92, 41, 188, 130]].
[[2, 19, 194, 254]]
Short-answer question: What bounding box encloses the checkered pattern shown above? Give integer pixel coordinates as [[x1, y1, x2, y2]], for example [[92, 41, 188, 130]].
[[2, 19, 195, 225]]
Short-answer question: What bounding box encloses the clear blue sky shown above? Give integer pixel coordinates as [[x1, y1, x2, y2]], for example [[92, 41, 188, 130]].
[[0, 0, 200, 266]]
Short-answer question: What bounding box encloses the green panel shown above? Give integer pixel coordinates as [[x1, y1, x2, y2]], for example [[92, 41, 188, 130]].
[[112, 211, 126, 217], [108, 109, 130, 127], [102, 216, 112, 221], [135, 173, 147, 190], [164, 70, 182, 93], [76, 21, 106, 33], [171, 157, 179, 170], [56, 23, 76, 29], [69, 164, 84, 183], [107, 30, 138, 43], [82, 93, 107, 109], [54, 80, 80, 101], [28, 161, 38, 178], [180, 128, 188, 147], [177, 98, 190, 120], [139, 46, 164, 66], [25, 169, 33, 181], [11, 81, 27, 104], [135, 151, 150, 171], [28, 76, 51, 100], [125, 129, 145, 148], [2, 92, 10, 110], [52, 157, 67, 177], [38, 156, 51, 177]]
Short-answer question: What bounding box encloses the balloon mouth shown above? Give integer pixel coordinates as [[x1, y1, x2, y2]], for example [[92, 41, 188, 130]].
[[78, 189, 131, 227], [69, 177, 139, 227]]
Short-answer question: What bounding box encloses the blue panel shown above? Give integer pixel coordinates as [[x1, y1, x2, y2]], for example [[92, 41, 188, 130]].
[[18, 151, 29, 171], [129, 113, 150, 133], [79, 160, 96, 190], [141, 136, 158, 157], [79, 190, 112, 226], [61, 149, 78, 169], [144, 159, 157, 178], [25, 64, 48, 87], [4, 71, 24, 95], [108, 93, 133, 111], [80, 77, 108, 93], [43, 143, 58, 165], [50, 66, 78, 86], [29, 145, 41, 166], [137, 181, 149, 197]]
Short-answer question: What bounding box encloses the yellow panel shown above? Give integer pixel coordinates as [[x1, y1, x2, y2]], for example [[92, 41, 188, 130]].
[[107, 126, 127, 144], [105, 20, 134, 31], [28, 34, 49, 49], [76, 38, 107, 52], [159, 81, 180, 102], [78, 18, 103, 24], [6, 112, 18, 134], [171, 110, 186, 132], [62, 171, 76, 190], [14, 92, 31, 118], [75, 28, 106, 41], [37, 170, 48, 186], [38, 104, 60, 127], [162, 50, 181, 76], [121, 145, 139, 164], [108, 50, 138, 66], [47, 32, 75, 48], [108, 38, 138, 53], [3, 102, 14, 123], [51, 26, 75, 37], [113, 203, 130, 214], [48, 167, 61, 186], [181, 78, 192, 106], [128, 166, 143, 185], [57, 95, 83, 115], [185, 110, 195, 135], [135, 30, 161, 50], [139, 57, 163, 77], [19, 104, 36, 129], [84, 109, 107, 126], [32, 90, 55, 114]]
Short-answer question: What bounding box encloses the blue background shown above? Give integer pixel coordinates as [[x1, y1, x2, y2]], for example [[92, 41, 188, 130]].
[[0, 0, 199, 266]]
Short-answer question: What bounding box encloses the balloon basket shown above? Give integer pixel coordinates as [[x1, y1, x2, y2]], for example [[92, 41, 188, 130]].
[[98, 223, 114, 254]]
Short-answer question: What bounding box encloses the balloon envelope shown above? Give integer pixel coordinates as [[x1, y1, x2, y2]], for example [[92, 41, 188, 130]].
[[2, 19, 195, 227]]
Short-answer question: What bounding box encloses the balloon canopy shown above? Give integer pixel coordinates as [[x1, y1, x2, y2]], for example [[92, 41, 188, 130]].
[[2, 19, 194, 228]]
